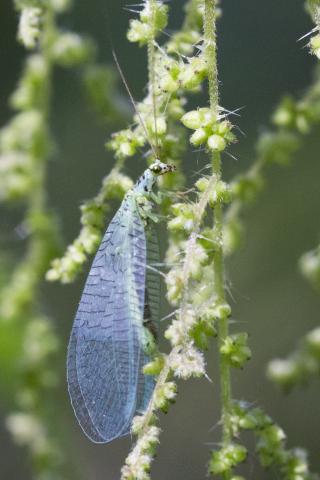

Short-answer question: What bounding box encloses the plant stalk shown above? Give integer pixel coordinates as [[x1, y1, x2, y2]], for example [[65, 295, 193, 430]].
[[147, 0, 160, 157], [203, 0, 233, 468]]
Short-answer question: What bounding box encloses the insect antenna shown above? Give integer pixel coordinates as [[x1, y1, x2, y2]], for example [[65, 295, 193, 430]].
[[111, 49, 160, 161]]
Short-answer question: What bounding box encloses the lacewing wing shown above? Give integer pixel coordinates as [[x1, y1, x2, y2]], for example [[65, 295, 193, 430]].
[[67, 162, 173, 443]]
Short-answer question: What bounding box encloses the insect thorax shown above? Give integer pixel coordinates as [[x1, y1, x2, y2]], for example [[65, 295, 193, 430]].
[[134, 168, 157, 195]]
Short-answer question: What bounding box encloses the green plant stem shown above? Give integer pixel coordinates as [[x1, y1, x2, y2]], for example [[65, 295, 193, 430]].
[[148, 0, 159, 156], [28, 8, 54, 263], [204, 0, 219, 115], [31, 9, 53, 214], [204, 0, 233, 469]]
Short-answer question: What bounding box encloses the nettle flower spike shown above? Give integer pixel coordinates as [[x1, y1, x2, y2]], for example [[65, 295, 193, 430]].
[[209, 443, 247, 476], [127, 0, 168, 46], [181, 107, 236, 152], [121, 425, 161, 480]]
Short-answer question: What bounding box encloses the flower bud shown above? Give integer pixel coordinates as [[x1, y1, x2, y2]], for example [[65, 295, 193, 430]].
[[190, 128, 208, 146], [266, 358, 298, 387], [209, 443, 247, 475], [220, 332, 251, 368], [207, 134, 226, 152], [181, 110, 203, 130], [127, 20, 152, 44]]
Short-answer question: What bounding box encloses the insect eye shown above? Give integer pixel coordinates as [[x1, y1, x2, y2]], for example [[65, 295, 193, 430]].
[[149, 161, 176, 175], [150, 165, 161, 174]]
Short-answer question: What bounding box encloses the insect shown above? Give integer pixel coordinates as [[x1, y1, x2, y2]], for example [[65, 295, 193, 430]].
[[67, 159, 175, 442]]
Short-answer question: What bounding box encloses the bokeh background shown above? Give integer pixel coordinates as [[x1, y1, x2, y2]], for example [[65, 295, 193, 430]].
[[0, 0, 319, 479]]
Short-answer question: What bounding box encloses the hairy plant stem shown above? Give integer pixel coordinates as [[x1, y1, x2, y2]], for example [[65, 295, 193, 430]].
[[31, 8, 53, 213], [204, 0, 233, 470], [147, 0, 159, 157], [27, 7, 54, 267]]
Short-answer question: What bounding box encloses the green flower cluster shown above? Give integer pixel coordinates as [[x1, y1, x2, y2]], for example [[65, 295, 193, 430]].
[[267, 327, 320, 390], [220, 332, 251, 369], [108, 128, 146, 159], [156, 54, 208, 94], [300, 244, 320, 290], [228, 402, 317, 479], [127, 0, 168, 45], [273, 95, 320, 134], [182, 108, 236, 152], [209, 443, 247, 476]]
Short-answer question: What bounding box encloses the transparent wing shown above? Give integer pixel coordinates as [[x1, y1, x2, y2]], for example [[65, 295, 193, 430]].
[[67, 197, 148, 443], [146, 225, 161, 325], [67, 330, 105, 442], [133, 225, 160, 414]]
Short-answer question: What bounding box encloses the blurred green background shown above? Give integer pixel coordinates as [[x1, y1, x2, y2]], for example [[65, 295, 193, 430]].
[[1, 0, 320, 479]]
